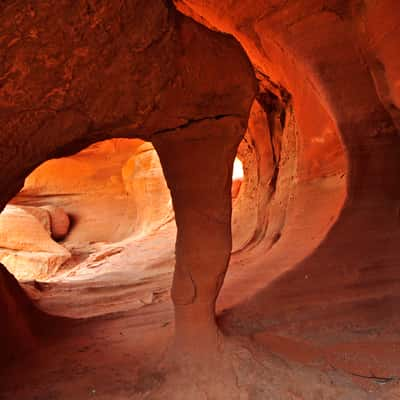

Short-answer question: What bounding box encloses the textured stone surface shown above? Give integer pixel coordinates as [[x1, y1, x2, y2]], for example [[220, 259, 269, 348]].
[[0, 0, 255, 365], [122, 142, 174, 235], [0, 206, 58, 253], [41, 206, 70, 241], [173, 0, 400, 313], [0, 264, 39, 362], [1, 0, 400, 399], [0, 205, 71, 280], [15, 138, 144, 244]]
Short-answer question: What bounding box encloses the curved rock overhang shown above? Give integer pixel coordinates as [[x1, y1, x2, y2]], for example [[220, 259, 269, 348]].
[[1, 0, 399, 380]]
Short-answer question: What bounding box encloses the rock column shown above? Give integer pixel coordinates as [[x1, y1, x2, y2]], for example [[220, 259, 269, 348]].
[[153, 116, 245, 354]]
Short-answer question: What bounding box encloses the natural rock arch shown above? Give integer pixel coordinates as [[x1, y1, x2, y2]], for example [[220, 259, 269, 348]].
[[0, 0, 256, 359], [173, 0, 400, 313], [1, 1, 400, 398]]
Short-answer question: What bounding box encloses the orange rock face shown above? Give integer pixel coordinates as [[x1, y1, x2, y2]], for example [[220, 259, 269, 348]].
[[41, 206, 70, 241], [122, 142, 174, 235], [0, 1, 400, 399], [0, 205, 71, 280]]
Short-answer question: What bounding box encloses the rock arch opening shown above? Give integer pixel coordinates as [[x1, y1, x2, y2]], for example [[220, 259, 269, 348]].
[[1, 139, 172, 283], [231, 157, 244, 198], [1, 1, 400, 399], [1, 136, 254, 320]]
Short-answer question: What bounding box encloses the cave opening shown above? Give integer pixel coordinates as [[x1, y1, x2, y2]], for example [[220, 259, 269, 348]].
[[0, 138, 250, 319], [1, 0, 400, 399], [0, 138, 176, 318], [231, 157, 244, 199]]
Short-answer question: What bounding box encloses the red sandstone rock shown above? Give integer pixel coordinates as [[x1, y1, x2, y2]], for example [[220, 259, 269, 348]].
[[0, 0, 256, 372], [40, 206, 70, 241], [0, 264, 38, 362], [122, 142, 174, 235], [0, 1, 400, 399], [0, 205, 71, 280]]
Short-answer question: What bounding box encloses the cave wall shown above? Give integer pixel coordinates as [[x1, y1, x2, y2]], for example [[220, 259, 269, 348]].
[[0, 264, 39, 361], [0, 0, 256, 361], [20, 139, 142, 197], [173, 0, 400, 309], [1, 0, 400, 366], [13, 139, 173, 244]]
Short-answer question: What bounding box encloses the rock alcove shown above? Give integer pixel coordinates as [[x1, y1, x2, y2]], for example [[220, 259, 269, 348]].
[[1, 1, 400, 399]]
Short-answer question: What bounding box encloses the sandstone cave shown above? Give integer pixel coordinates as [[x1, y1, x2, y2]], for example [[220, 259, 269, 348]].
[[0, 1, 400, 399]]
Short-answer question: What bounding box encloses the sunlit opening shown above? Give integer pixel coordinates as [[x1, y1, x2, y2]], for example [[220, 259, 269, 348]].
[[232, 157, 244, 181], [232, 157, 243, 199]]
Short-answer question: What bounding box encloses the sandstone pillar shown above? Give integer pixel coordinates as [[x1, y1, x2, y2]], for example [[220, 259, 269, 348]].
[[153, 116, 245, 353]]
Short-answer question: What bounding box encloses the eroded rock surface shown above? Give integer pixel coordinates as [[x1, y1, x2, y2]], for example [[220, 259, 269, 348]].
[[0, 0, 256, 367], [1, 1, 400, 399], [0, 205, 71, 280]]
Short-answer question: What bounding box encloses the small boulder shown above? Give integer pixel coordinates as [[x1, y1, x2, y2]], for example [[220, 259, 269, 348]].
[[41, 205, 71, 241]]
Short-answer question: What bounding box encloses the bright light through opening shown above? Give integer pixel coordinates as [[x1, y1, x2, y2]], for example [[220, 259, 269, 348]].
[[232, 157, 244, 181]]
